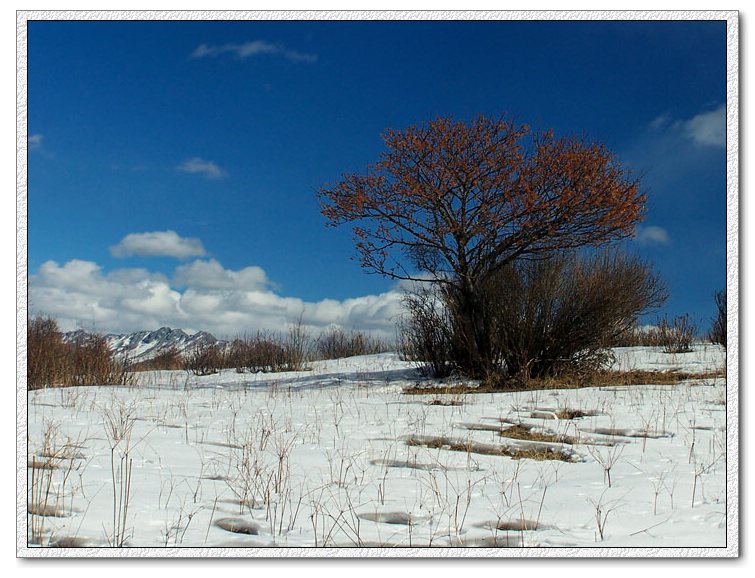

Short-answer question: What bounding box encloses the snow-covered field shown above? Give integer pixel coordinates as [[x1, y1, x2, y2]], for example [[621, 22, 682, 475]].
[[24, 345, 730, 553]]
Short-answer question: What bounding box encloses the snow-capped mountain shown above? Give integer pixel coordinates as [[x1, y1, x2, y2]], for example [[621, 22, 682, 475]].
[[63, 327, 221, 362]]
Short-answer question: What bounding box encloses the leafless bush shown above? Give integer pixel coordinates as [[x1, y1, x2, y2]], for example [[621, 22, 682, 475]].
[[184, 343, 226, 376], [608, 323, 664, 348], [398, 286, 456, 378], [227, 326, 310, 374], [487, 250, 667, 380], [129, 346, 184, 371], [69, 334, 132, 386], [399, 249, 667, 383], [286, 315, 311, 370], [709, 290, 726, 348], [27, 316, 133, 389], [657, 314, 698, 354], [27, 317, 70, 389], [315, 327, 390, 360]]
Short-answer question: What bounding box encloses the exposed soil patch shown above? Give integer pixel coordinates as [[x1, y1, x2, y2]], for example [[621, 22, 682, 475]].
[[370, 458, 447, 471], [556, 408, 599, 420], [28, 459, 59, 470], [49, 536, 93, 547], [478, 518, 549, 531], [691, 424, 725, 432], [403, 434, 575, 462], [498, 424, 577, 445], [427, 399, 464, 406], [214, 517, 260, 535], [201, 474, 231, 482], [404, 383, 493, 395]]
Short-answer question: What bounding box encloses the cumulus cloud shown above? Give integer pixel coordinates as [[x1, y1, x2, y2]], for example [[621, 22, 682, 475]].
[[29, 258, 403, 340], [173, 258, 271, 292], [177, 157, 226, 179], [30, 260, 184, 333], [649, 104, 726, 148], [110, 231, 207, 259], [191, 41, 317, 63], [634, 225, 670, 246], [683, 104, 726, 148]]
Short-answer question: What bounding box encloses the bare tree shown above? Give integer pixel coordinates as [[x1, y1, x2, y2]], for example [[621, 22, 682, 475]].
[[320, 115, 646, 377]]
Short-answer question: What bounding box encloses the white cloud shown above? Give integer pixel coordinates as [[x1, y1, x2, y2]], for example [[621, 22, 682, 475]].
[[177, 157, 226, 179], [173, 258, 271, 292], [29, 258, 403, 340], [29, 134, 43, 150], [30, 260, 184, 334], [110, 231, 207, 259], [648, 105, 725, 148], [191, 41, 317, 63], [634, 225, 670, 246], [683, 104, 726, 148]]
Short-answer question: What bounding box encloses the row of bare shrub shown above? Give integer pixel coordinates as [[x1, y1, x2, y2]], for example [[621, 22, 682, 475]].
[[399, 249, 669, 383], [314, 326, 390, 360], [128, 346, 184, 371], [611, 314, 699, 353], [27, 316, 133, 389], [183, 324, 391, 376], [227, 328, 308, 374]]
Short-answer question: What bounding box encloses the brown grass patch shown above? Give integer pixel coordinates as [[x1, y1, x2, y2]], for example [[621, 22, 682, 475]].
[[498, 424, 576, 445], [404, 383, 494, 395], [28, 503, 70, 517], [555, 408, 598, 420], [403, 368, 725, 395], [587, 369, 725, 387], [404, 435, 573, 462], [427, 398, 464, 406]]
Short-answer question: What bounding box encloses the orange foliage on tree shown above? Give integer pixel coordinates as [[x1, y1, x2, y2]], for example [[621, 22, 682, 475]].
[[319, 115, 645, 287], [319, 115, 646, 378]]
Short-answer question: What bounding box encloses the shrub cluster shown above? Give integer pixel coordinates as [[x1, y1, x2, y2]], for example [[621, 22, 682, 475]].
[[400, 249, 668, 383], [315, 327, 390, 360], [27, 317, 132, 389], [398, 288, 455, 378], [184, 322, 312, 376], [128, 346, 184, 371], [183, 342, 227, 376], [709, 290, 726, 348], [656, 314, 698, 354], [226, 331, 307, 374], [608, 324, 665, 348]]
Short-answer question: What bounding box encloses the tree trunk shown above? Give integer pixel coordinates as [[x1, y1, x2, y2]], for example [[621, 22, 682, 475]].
[[448, 283, 498, 380]]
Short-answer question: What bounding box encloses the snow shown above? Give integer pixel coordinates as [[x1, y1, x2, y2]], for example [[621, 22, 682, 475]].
[[24, 345, 730, 553]]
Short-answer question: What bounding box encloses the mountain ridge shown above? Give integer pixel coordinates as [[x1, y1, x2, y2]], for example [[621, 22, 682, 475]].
[[63, 327, 222, 362]]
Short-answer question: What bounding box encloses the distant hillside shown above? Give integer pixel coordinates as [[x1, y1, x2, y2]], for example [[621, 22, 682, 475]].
[[63, 327, 222, 362]]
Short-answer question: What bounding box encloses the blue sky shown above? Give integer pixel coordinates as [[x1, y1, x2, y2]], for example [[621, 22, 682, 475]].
[[27, 19, 728, 338]]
